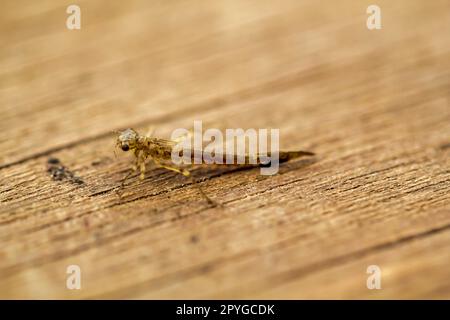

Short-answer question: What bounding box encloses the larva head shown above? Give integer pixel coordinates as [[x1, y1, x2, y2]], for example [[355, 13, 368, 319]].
[[116, 128, 139, 152]]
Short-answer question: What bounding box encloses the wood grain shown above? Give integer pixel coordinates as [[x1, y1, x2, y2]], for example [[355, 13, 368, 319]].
[[0, 0, 449, 299]]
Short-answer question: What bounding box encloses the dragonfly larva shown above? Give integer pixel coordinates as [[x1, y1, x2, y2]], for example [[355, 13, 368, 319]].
[[115, 128, 314, 205]]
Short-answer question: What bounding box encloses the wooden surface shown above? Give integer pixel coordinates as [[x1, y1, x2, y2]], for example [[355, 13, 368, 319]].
[[1, 0, 449, 299]]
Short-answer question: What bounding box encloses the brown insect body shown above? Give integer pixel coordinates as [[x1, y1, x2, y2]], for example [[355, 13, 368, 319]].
[[115, 128, 314, 204]]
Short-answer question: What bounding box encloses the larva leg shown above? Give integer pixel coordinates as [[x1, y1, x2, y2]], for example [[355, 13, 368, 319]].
[[139, 159, 146, 180], [116, 150, 141, 198], [153, 160, 190, 176], [131, 149, 140, 172], [192, 178, 219, 207], [116, 170, 134, 198], [153, 160, 219, 206]]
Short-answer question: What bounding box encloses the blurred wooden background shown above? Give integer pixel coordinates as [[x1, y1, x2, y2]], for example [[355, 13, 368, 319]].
[[0, 0, 449, 299]]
